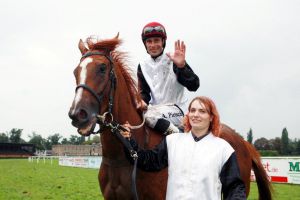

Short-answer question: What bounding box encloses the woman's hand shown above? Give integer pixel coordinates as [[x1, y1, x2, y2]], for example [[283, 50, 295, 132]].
[[121, 121, 132, 139]]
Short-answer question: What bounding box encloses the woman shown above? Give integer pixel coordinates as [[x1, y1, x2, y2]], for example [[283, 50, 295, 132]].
[[122, 96, 246, 200]]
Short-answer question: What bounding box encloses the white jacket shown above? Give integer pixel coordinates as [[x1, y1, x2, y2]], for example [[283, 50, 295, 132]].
[[166, 132, 234, 200]]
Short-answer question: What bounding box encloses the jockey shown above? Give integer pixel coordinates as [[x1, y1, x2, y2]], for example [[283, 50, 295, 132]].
[[137, 21, 199, 135]]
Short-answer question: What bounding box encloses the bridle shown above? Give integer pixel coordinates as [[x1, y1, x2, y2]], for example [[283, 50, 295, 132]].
[[75, 51, 117, 134]]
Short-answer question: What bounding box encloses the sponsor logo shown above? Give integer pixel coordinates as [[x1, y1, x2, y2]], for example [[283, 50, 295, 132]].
[[289, 162, 300, 172], [263, 161, 279, 173]]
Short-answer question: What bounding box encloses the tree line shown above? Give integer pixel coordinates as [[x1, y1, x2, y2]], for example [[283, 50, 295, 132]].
[[246, 127, 300, 156], [0, 128, 100, 150], [1, 127, 299, 155]]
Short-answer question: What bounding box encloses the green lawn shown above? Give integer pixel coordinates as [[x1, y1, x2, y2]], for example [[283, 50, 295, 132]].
[[248, 182, 300, 200], [0, 159, 103, 200], [0, 159, 300, 199]]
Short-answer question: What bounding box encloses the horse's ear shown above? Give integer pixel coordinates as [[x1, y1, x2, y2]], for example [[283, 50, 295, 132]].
[[86, 38, 93, 49], [78, 39, 88, 55], [114, 32, 119, 39]]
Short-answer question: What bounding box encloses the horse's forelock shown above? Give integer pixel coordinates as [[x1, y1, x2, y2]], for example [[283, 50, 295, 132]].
[[87, 37, 121, 52]]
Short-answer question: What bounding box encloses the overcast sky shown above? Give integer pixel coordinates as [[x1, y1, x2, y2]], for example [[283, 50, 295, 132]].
[[1, 0, 299, 141]]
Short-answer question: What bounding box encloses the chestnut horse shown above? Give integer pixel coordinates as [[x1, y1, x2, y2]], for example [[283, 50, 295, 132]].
[[68, 35, 272, 200]]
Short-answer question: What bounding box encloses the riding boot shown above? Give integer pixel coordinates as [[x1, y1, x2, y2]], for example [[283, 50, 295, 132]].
[[153, 118, 179, 136], [164, 123, 180, 135]]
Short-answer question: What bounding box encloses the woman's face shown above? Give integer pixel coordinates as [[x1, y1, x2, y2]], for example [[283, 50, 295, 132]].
[[188, 100, 212, 132]]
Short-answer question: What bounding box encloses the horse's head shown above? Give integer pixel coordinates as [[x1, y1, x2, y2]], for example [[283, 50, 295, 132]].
[[69, 35, 120, 136]]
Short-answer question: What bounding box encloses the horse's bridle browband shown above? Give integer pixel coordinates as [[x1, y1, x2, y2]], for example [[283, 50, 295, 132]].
[[81, 51, 114, 63]]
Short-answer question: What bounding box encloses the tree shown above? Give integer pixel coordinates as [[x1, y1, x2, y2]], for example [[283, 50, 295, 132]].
[[0, 132, 9, 142], [247, 128, 253, 144], [79, 136, 85, 144], [83, 135, 100, 145], [254, 137, 270, 150], [289, 138, 297, 155], [269, 137, 281, 153], [47, 133, 62, 146], [44, 139, 52, 150], [69, 135, 81, 145], [92, 135, 100, 143], [28, 132, 46, 150], [296, 139, 300, 155], [44, 133, 63, 149], [8, 128, 24, 143], [281, 127, 289, 155], [61, 138, 69, 144]]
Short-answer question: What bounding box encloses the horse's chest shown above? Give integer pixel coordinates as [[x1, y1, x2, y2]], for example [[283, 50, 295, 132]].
[[99, 165, 133, 199]]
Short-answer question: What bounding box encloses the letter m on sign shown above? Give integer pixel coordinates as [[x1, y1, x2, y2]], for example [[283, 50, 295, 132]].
[[289, 162, 300, 172]]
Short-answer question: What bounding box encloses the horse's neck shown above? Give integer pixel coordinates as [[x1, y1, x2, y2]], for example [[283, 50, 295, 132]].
[[114, 92, 141, 127]]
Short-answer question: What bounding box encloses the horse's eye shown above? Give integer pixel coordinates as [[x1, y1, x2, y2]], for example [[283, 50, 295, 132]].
[[97, 64, 106, 74]]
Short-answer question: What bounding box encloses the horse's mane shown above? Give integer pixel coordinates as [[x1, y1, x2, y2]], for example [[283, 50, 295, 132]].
[[86, 37, 141, 103]]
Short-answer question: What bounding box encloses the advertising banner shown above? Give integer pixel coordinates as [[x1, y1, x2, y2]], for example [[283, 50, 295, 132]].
[[59, 156, 102, 169], [251, 157, 300, 184]]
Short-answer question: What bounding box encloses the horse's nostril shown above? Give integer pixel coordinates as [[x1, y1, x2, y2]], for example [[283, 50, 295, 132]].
[[78, 109, 88, 120], [68, 108, 89, 126]]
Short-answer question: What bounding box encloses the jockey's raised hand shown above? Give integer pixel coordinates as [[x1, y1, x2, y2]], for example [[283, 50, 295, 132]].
[[166, 40, 186, 68]]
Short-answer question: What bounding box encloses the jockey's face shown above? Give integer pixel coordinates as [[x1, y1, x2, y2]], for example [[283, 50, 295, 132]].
[[145, 37, 164, 57], [188, 100, 212, 133]]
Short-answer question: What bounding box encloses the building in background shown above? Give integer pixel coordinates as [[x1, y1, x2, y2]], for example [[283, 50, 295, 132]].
[[0, 143, 35, 158], [52, 144, 102, 156]]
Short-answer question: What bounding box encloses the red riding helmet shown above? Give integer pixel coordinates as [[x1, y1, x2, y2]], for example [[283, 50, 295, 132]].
[[141, 22, 167, 42]]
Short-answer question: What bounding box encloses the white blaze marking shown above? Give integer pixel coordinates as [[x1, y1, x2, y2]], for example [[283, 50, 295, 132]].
[[74, 57, 93, 108]]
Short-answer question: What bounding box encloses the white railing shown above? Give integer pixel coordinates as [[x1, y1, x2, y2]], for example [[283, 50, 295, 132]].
[[28, 155, 102, 169], [28, 156, 60, 164]]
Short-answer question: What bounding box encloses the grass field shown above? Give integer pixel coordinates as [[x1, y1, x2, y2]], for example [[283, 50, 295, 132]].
[[1, 159, 300, 200], [0, 159, 103, 200]]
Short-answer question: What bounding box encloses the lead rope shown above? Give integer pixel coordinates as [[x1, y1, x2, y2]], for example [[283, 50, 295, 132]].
[[97, 112, 145, 131], [130, 112, 145, 130], [132, 157, 138, 200]]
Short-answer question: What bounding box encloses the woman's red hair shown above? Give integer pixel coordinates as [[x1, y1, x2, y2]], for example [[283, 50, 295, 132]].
[[183, 96, 221, 136]]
